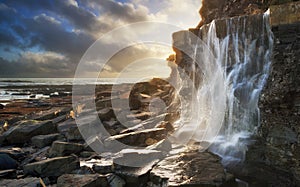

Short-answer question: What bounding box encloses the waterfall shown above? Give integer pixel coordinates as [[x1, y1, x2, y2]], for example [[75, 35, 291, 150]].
[[172, 11, 273, 164]]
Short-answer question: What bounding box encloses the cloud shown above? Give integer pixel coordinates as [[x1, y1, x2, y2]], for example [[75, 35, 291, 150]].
[[0, 0, 202, 78], [0, 51, 73, 77], [86, 0, 150, 22]]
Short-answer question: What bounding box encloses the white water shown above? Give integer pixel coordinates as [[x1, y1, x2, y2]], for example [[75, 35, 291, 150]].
[[173, 11, 273, 164]]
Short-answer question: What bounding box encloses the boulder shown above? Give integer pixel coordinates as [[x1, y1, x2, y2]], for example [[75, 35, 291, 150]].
[[0, 154, 18, 170], [71, 166, 94, 175], [24, 155, 79, 177], [114, 156, 159, 187], [0, 177, 40, 187], [113, 149, 163, 168], [0, 120, 57, 145], [66, 126, 83, 141], [31, 133, 60, 148], [92, 159, 114, 174], [49, 141, 84, 157], [31, 107, 68, 121], [149, 150, 236, 186], [0, 147, 26, 161], [107, 174, 126, 187], [21, 146, 50, 166], [98, 108, 115, 121], [57, 118, 77, 133], [105, 128, 167, 148], [80, 151, 96, 158], [57, 174, 108, 187]]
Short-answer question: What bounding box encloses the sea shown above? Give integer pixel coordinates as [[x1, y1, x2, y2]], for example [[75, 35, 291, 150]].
[[0, 78, 146, 87], [0, 78, 151, 104]]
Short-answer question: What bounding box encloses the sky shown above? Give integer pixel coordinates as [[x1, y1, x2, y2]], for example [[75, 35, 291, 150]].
[[0, 0, 202, 78]]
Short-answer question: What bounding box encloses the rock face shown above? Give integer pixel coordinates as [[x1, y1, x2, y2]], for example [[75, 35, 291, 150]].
[[197, 0, 299, 28], [0, 120, 57, 145], [244, 6, 300, 186], [172, 0, 300, 186], [24, 155, 79, 177], [149, 150, 235, 187]]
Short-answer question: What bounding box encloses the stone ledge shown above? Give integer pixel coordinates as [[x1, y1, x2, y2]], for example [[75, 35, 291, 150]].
[[270, 1, 300, 26]]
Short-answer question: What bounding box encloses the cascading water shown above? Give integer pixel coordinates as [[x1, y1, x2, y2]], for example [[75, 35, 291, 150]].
[[172, 11, 273, 164]]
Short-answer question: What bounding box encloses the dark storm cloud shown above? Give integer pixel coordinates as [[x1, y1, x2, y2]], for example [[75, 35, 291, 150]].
[[0, 0, 153, 77], [0, 3, 17, 23], [0, 53, 74, 78], [85, 0, 149, 22], [25, 13, 94, 59]]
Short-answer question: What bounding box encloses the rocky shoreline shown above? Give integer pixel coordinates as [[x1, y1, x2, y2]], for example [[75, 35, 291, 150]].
[[0, 78, 237, 187]]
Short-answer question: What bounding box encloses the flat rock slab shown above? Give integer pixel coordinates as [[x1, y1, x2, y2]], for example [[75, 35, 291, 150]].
[[49, 141, 84, 157], [24, 155, 79, 177], [149, 150, 236, 187], [0, 177, 41, 187], [113, 149, 163, 168], [57, 174, 108, 187], [31, 133, 60, 148], [105, 128, 167, 148], [0, 120, 56, 145]]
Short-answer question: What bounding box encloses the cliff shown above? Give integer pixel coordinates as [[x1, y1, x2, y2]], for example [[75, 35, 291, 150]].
[[172, 0, 300, 186]]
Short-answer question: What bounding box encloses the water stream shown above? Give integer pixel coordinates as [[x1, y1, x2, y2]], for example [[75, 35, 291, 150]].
[[173, 11, 273, 164]]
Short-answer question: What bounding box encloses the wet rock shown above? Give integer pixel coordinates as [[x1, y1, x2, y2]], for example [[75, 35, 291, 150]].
[[113, 149, 163, 168], [92, 159, 114, 174], [0, 104, 4, 109], [120, 113, 168, 133], [0, 169, 17, 179], [80, 151, 96, 158], [71, 166, 94, 175], [49, 141, 84, 157], [105, 128, 167, 148], [0, 154, 18, 170], [149, 150, 236, 187], [98, 108, 115, 121], [66, 126, 83, 141], [270, 1, 300, 26], [107, 174, 126, 187], [126, 112, 153, 121], [57, 118, 77, 133], [114, 158, 159, 187], [57, 174, 108, 187], [0, 147, 26, 161], [0, 120, 57, 145], [24, 155, 79, 177], [146, 139, 172, 153], [96, 98, 112, 109], [21, 146, 50, 166], [31, 107, 68, 121], [266, 126, 297, 146], [31, 133, 60, 148], [0, 177, 40, 187], [155, 121, 174, 133]]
